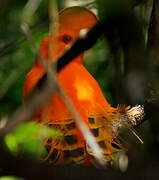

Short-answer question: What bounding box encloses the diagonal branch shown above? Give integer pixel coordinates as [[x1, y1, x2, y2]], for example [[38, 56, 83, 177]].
[[0, 1, 154, 178], [56, 81, 105, 165], [0, 21, 104, 136], [0, 2, 150, 175], [0, 1, 106, 166]]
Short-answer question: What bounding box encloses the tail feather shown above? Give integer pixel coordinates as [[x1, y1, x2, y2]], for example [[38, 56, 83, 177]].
[[39, 105, 144, 165]]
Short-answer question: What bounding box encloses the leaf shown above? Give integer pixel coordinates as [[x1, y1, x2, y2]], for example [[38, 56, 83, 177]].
[[0, 176, 23, 180], [5, 122, 61, 155]]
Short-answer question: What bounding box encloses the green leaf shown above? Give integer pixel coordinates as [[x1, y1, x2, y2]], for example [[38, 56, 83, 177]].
[[0, 176, 23, 180], [5, 122, 61, 155]]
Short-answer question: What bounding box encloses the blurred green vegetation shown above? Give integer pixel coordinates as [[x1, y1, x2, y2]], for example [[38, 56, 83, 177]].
[[0, 0, 157, 179], [0, 0, 113, 117], [0, 0, 49, 116], [0, 0, 114, 170], [5, 122, 61, 157], [0, 176, 23, 180]]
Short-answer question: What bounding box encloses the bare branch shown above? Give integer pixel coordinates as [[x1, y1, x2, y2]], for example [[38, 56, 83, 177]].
[[48, 0, 59, 63], [0, 77, 58, 137], [20, 23, 48, 68], [47, 1, 105, 165], [56, 81, 106, 165], [0, 1, 148, 170], [0, 1, 106, 166], [0, 0, 155, 178], [23, 0, 42, 17]]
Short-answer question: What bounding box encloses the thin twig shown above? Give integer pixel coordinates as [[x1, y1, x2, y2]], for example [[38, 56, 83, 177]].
[[0, 1, 106, 165], [0, 1, 153, 178], [48, 0, 59, 63], [56, 80, 106, 165], [23, 0, 42, 17], [48, 0, 105, 165], [47, 0, 59, 81], [0, 15, 102, 137], [20, 23, 48, 68], [0, 77, 58, 137], [0, 0, 58, 137]]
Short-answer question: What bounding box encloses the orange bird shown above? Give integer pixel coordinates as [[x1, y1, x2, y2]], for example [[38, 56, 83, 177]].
[[23, 6, 144, 165]]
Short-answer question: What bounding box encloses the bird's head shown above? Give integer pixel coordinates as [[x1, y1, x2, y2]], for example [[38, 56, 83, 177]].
[[38, 6, 97, 65]]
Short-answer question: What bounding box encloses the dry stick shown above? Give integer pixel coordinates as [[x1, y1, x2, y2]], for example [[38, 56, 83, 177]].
[[1, 1, 105, 165], [47, 1, 105, 164], [0, 2, 150, 176], [0, 79, 58, 137], [23, 0, 42, 17], [0, 0, 57, 136], [0, 0, 44, 59], [0, 7, 150, 178], [1, 17, 147, 137], [47, 0, 59, 79], [21, 23, 48, 68], [48, 0, 105, 165], [21, 0, 47, 68], [56, 81, 106, 165], [48, 0, 59, 63], [0, 21, 103, 138]]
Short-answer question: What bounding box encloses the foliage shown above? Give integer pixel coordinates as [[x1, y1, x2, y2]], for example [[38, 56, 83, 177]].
[[5, 122, 61, 156], [0, 0, 159, 179], [0, 176, 23, 180], [0, 0, 112, 116]]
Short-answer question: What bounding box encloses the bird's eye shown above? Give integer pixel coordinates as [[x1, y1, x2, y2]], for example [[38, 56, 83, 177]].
[[61, 35, 72, 44]]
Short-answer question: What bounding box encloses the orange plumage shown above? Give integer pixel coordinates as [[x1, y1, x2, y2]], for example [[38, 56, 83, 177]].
[[23, 6, 143, 165]]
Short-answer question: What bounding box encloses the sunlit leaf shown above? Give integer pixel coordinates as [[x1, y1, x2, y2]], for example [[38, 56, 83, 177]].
[[5, 122, 61, 155], [0, 176, 23, 180]]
